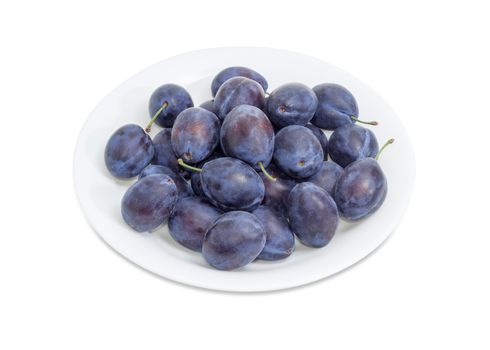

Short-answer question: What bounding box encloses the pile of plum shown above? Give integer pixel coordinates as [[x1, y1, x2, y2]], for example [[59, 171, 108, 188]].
[[104, 66, 393, 271]]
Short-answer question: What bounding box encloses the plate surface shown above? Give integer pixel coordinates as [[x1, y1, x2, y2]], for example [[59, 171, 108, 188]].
[[74, 47, 415, 292]]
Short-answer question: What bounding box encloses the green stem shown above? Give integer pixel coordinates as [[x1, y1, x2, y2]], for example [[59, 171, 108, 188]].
[[145, 101, 168, 133], [178, 159, 202, 172], [351, 116, 378, 126], [375, 138, 395, 160], [258, 161, 276, 181]]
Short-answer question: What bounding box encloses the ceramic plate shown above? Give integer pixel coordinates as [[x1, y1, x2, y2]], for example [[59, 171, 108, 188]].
[[73, 47, 415, 292]]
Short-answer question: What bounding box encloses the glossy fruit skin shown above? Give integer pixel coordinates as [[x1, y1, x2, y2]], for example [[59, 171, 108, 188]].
[[152, 128, 179, 173], [220, 105, 274, 170], [148, 84, 193, 127], [199, 99, 218, 115], [214, 77, 265, 120], [267, 83, 318, 128], [259, 163, 296, 214], [334, 158, 387, 221], [139, 164, 193, 197], [168, 196, 223, 251], [190, 152, 224, 197], [202, 211, 266, 270], [211, 66, 268, 97], [288, 182, 339, 248], [311, 83, 359, 130], [302, 161, 344, 196], [121, 174, 178, 232], [305, 123, 329, 160], [201, 157, 265, 212], [252, 206, 295, 261], [273, 125, 324, 179], [329, 124, 379, 167], [171, 107, 220, 164], [105, 124, 154, 179]]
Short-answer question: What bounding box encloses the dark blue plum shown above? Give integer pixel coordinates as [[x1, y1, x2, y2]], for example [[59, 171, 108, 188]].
[[105, 124, 154, 179], [311, 83, 359, 130], [302, 161, 344, 196], [306, 123, 329, 160], [200, 157, 265, 212], [211, 66, 268, 97], [148, 84, 193, 127], [334, 158, 387, 221], [199, 99, 218, 115], [168, 196, 223, 251], [329, 124, 379, 168], [121, 174, 178, 232], [202, 211, 266, 270], [171, 107, 220, 164], [252, 206, 295, 261], [259, 163, 296, 214], [139, 164, 192, 197], [266, 83, 318, 128], [214, 77, 265, 120], [190, 152, 225, 197], [273, 125, 323, 179], [220, 105, 274, 170], [152, 128, 179, 173], [288, 182, 339, 248]]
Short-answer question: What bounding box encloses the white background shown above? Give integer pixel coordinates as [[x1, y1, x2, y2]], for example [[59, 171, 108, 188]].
[[0, 1, 488, 349]]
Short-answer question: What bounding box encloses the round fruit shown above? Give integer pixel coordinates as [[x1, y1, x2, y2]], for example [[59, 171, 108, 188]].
[[168, 196, 223, 251], [105, 124, 154, 179], [171, 107, 220, 164], [329, 124, 379, 167], [121, 174, 178, 232], [148, 84, 193, 128], [202, 211, 266, 270], [273, 125, 323, 179], [211, 66, 268, 97], [288, 182, 339, 248], [253, 206, 295, 261], [214, 77, 265, 120], [267, 83, 318, 127], [220, 105, 274, 170]]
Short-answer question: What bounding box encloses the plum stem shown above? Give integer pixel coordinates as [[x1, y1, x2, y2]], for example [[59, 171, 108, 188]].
[[178, 159, 202, 172], [258, 162, 276, 181], [145, 101, 169, 133], [376, 138, 395, 160], [351, 116, 378, 126]]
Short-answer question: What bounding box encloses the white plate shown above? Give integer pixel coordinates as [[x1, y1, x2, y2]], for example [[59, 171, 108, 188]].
[[74, 47, 415, 292]]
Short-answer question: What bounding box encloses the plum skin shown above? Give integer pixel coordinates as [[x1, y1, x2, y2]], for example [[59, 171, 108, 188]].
[[168, 196, 223, 251], [105, 124, 154, 179], [252, 206, 295, 261], [220, 105, 274, 170], [328, 124, 379, 168], [287, 182, 339, 248], [171, 107, 220, 164], [139, 164, 193, 197], [302, 161, 344, 196], [214, 77, 265, 120], [266, 83, 318, 128], [305, 123, 329, 160], [334, 158, 387, 221], [152, 128, 180, 173], [273, 125, 324, 179], [211, 66, 268, 97], [148, 84, 193, 127], [258, 163, 296, 214], [121, 174, 178, 232], [311, 83, 359, 130], [202, 211, 266, 270], [200, 157, 265, 212]]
